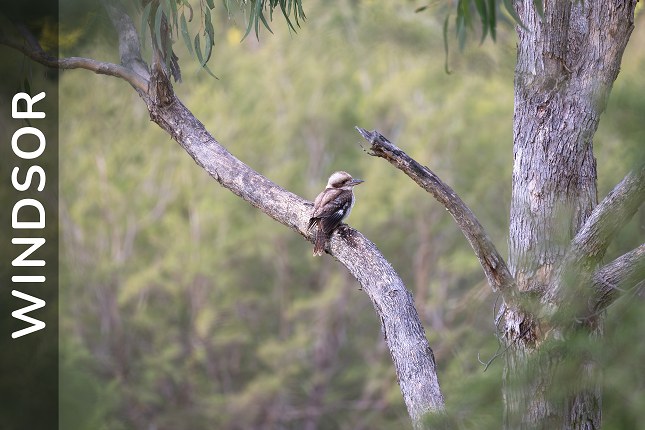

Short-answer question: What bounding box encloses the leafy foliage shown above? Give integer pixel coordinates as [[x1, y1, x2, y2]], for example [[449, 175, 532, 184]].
[[137, 0, 306, 78], [416, 0, 543, 71]]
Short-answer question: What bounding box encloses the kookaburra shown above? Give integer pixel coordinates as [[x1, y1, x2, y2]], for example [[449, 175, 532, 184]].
[[308, 171, 364, 256]]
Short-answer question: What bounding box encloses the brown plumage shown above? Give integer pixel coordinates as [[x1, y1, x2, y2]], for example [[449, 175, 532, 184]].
[[308, 171, 364, 256]]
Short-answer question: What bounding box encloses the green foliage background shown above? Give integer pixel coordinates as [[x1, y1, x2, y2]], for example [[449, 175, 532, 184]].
[[57, 1, 645, 429]]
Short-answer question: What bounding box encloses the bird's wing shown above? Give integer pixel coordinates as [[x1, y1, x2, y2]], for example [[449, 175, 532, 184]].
[[316, 190, 353, 233]]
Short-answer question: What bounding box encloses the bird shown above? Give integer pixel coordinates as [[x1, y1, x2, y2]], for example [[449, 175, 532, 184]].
[[308, 171, 364, 256]]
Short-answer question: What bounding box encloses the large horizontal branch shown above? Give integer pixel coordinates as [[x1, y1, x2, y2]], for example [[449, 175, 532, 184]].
[[355, 128, 520, 308], [589, 243, 645, 314], [0, 24, 149, 94], [144, 97, 449, 430]]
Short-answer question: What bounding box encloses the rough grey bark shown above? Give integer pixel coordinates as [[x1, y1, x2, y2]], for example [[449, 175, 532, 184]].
[[504, 0, 639, 428]]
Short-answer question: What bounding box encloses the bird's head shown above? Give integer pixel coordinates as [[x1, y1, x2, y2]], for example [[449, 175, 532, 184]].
[[326, 171, 364, 190]]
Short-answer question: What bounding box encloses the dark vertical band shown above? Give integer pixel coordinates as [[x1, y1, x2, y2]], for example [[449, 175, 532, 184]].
[[0, 1, 59, 429]]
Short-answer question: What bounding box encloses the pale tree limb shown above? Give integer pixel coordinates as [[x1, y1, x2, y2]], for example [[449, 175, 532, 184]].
[[101, 0, 151, 82], [589, 243, 645, 315], [0, 4, 451, 429], [571, 162, 645, 264], [547, 162, 645, 306], [0, 0, 151, 95], [0, 24, 150, 94], [355, 127, 520, 309]]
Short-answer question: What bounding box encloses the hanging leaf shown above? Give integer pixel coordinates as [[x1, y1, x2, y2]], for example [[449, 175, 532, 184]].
[[259, 11, 274, 34], [533, 0, 545, 20], [197, 33, 212, 74], [155, 1, 164, 51], [503, 0, 528, 31], [202, 63, 219, 79], [456, 13, 467, 51], [488, 0, 497, 41], [240, 0, 258, 41], [253, 0, 262, 39], [194, 33, 202, 67], [141, 1, 152, 50], [169, 0, 179, 35], [443, 10, 452, 74], [457, 0, 473, 30], [473, 0, 489, 44], [181, 12, 194, 59]]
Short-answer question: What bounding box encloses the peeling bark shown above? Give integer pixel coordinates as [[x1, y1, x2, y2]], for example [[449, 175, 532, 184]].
[[504, 0, 639, 428]]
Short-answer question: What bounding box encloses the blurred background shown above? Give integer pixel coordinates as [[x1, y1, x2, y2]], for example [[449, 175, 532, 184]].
[[57, 0, 645, 429]]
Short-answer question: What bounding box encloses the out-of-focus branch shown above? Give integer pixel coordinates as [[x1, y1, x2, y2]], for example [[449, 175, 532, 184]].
[[0, 25, 149, 94], [590, 243, 645, 314], [101, 0, 150, 81], [571, 163, 645, 265], [546, 162, 645, 305], [355, 127, 520, 308]]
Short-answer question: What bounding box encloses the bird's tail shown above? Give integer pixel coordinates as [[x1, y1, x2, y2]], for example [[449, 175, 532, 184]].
[[313, 226, 326, 256]]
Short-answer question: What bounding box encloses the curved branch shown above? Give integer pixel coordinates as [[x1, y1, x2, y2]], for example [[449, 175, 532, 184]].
[[355, 127, 520, 308], [0, 32, 150, 94], [144, 98, 450, 429], [589, 243, 645, 314]]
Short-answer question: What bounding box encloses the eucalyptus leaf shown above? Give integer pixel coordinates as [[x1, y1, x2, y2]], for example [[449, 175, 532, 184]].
[[155, 2, 164, 50], [488, 0, 496, 41], [181, 12, 194, 59], [503, 0, 528, 31], [533, 0, 545, 20], [473, 0, 489, 44], [141, 1, 152, 50]]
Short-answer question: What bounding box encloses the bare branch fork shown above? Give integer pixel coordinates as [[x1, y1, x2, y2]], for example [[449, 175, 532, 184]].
[[355, 127, 520, 307], [355, 128, 645, 320], [0, 2, 450, 428]]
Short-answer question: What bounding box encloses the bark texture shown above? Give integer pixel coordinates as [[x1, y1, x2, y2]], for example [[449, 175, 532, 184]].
[[504, 0, 638, 428]]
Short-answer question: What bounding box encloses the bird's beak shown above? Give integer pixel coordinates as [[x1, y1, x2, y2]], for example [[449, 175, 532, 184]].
[[349, 179, 364, 186]]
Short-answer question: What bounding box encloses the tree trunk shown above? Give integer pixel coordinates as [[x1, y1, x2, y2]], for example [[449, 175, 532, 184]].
[[504, 0, 637, 428]]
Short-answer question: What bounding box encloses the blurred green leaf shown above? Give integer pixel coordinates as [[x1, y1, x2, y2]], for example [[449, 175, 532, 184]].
[[503, 0, 528, 31], [155, 1, 164, 51], [533, 0, 545, 20], [140, 1, 152, 50], [180, 12, 194, 59]]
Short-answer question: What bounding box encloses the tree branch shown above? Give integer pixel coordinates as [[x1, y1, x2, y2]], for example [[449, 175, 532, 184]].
[[0, 27, 149, 94], [589, 244, 645, 314], [142, 99, 450, 430], [571, 162, 645, 264], [546, 162, 645, 305], [101, 0, 151, 82], [355, 127, 520, 308]]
